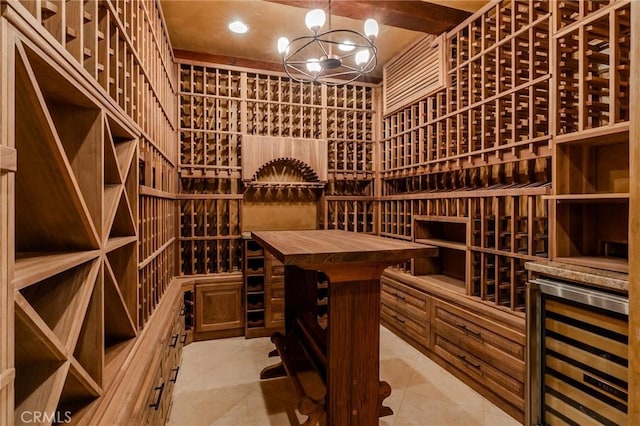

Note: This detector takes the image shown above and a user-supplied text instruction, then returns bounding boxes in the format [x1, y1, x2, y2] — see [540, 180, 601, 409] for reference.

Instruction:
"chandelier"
[276, 0, 379, 85]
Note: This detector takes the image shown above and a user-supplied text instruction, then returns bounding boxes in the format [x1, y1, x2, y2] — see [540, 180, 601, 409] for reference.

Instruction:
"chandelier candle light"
[276, 0, 379, 85]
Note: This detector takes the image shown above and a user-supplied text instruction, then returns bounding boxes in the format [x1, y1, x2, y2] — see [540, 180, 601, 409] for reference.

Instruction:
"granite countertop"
[525, 260, 628, 293]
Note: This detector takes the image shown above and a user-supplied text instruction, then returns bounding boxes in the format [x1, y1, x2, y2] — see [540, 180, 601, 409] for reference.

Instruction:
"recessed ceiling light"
[228, 20, 249, 34]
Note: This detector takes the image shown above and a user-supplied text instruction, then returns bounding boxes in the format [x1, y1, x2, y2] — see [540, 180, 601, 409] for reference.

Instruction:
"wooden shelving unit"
[323, 179, 375, 232]
[178, 179, 243, 275]
[179, 65, 242, 178]
[413, 215, 467, 293]
[243, 238, 285, 338]
[382, 0, 551, 178]
[551, 0, 631, 274]
[380, 0, 552, 315]
[2, 0, 178, 424]
[177, 61, 378, 277]
[10, 39, 140, 422]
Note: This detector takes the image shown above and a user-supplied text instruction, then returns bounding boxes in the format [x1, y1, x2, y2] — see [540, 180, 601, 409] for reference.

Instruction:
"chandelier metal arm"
[278, 4, 378, 86]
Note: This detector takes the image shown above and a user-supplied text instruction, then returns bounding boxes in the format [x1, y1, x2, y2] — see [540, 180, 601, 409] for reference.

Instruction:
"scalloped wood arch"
[242, 135, 327, 183]
[252, 157, 320, 182]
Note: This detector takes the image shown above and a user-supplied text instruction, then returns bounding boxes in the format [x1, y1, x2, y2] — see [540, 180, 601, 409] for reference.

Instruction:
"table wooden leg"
[327, 278, 386, 425]
[259, 362, 286, 379]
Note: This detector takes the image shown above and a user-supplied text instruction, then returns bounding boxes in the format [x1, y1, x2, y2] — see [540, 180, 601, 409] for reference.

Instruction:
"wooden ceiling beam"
[263, 1, 471, 34]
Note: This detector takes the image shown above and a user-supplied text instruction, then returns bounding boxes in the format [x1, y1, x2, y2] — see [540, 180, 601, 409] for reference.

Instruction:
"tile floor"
[168, 326, 521, 426]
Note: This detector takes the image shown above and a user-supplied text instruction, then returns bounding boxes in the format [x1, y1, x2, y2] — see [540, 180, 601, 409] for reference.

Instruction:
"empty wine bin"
[190, 66, 205, 94]
[498, 198, 514, 251]
[480, 198, 497, 249]
[555, 139, 629, 195]
[469, 15, 482, 56]
[210, 69, 241, 98]
[514, 40, 531, 85]
[465, 106, 480, 152]
[555, 200, 629, 273]
[498, 50, 513, 94]
[470, 251, 482, 297]
[218, 239, 242, 273]
[246, 310, 265, 328]
[246, 257, 265, 275]
[246, 293, 265, 311]
[498, 0, 513, 38]
[246, 275, 265, 293]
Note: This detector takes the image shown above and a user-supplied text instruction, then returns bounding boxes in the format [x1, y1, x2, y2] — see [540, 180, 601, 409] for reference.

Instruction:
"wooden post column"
[628, 0, 639, 423]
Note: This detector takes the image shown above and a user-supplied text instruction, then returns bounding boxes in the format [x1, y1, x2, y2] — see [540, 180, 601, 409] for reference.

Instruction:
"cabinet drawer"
[382, 276, 429, 305]
[270, 282, 285, 299]
[382, 287, 428, 323]
[269, 299, 285, 322]
[434, 300, 524, 360]
[381, 303, 430, 348]
[434, 316, 524, 381]
[272, 264, 285, 276]
[145, 370, 166, 424]
[266, 260, 285, 280]
[434, 334, 524, 406]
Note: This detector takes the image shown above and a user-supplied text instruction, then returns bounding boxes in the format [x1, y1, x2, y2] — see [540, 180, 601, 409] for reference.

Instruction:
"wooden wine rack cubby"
[178, 178, 243, 276]
[2, 0, 178, 424]
[9, 40, 140, 422]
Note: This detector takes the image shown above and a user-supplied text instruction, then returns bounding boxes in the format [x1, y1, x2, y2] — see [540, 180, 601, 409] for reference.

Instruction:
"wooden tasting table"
[252, 230, 437, 425]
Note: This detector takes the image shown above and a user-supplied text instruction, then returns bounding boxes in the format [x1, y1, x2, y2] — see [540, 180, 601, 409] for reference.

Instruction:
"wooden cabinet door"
[195, 282, 244, 333]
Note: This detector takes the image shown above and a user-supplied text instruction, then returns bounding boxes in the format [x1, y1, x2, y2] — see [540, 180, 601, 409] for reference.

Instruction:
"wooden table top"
[251, 230, 437, 266]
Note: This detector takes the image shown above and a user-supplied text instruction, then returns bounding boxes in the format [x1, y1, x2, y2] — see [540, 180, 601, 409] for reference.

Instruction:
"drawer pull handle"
[149, 382, 165, 410]
[393, 292, 406, 301]
[170, 366, 180, 383]
[457, 354, 481, 369]
[170, 334, 179, 348]
[392, 314, 406, 324]
[180, 333, 188, 345]
[457, 324, 482, 339]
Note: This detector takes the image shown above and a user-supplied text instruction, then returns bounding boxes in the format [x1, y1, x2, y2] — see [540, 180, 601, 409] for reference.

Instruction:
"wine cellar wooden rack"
[380, 0, 553, 315]
[380, 183, 549, 313]
[3, 0, 178, 423]
[177, 61, 378, 277]
[12, 41, 140, 422]
[0, 0, 635, 423]
[383, 1, 552, 178]
[551, 0, 631, 274]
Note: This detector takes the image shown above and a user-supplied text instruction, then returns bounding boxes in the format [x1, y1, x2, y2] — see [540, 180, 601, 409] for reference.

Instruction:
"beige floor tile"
[168, 384, 254, 425]
[393, 390, 484, 426]
[208, 387, 302, 426]
[482, 399, 521, 426]
[170, 326, 520, 426]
